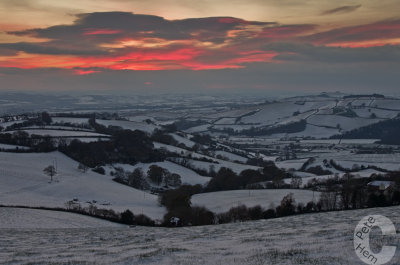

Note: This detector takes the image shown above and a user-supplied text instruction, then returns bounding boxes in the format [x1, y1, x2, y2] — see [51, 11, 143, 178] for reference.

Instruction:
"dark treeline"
[331, 117, 400, 145]
[60, 129, 165, 167]
[158, 171, 400, 227]
[0, 131, 57, 152]
[305, 172, 400, 210]
[343, 94, 385, 99]
[206, 163, 289, 191]
[210, 120, 307, 136]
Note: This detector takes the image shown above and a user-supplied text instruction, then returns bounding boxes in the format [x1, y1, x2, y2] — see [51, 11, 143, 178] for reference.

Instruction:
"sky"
[0, 0, 400, 95]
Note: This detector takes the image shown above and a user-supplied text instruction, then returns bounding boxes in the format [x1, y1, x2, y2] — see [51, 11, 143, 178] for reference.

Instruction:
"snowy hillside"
[96, 119, 158, 134]
[0, 151, 165, 219]
[176, 94, 400, 139]
[1, 206, 398, 264]
[0, 207, 122, 229]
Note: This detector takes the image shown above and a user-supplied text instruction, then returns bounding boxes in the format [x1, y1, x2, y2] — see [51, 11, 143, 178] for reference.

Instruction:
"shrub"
[92, 166, 105, 175]
[120, 209, 135, 225]
[135, 214, 155, 226]
[262, 208, 276, 219]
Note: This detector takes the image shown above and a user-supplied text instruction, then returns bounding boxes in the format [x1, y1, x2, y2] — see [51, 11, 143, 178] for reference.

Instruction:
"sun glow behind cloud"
[0, 13, 295, 73]
[0, 2, 399, 94]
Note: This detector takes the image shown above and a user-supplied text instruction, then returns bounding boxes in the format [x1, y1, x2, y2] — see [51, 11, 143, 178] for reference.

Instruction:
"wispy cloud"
[305, 19, 400, 47]
[321, 4, 361, 15]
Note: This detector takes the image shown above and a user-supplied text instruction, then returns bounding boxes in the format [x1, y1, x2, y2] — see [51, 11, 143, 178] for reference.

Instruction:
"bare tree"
[43, 165, 56, 181]
[290, 176, 303, 189]
[165, 173, 182, 187]
[319, 191, 338, 211]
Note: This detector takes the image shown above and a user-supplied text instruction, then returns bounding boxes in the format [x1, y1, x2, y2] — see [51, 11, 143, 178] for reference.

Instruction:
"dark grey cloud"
[10, 12, 274, 42]
[321, 4, 361, 15]
[0, 47, 18, 56]
[0, 42, 105, 55]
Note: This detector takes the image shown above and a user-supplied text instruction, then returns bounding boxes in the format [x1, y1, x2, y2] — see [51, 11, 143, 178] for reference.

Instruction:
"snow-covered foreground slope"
[0, 151, 165, 220]
[1, 206, 398, 264]
[192, 189, 319, 213]
[0, 207, 122, 229]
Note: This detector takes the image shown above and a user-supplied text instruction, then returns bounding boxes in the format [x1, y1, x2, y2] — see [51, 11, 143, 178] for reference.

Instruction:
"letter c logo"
[354, 215, 397, 265]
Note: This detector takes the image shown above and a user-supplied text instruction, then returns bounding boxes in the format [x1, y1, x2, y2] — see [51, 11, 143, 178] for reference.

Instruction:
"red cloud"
[1, 12, 399, 73]
[74, 69, 100, 75]
[83, 29, 122, 35]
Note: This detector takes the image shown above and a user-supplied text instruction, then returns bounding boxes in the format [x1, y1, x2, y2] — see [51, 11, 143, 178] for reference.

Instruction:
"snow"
[187, 159, 260, 174]
[192, 189, 319, 213]
[307, 114, 380, 132]
[299, 139, 379, 144]
[207, 107, 258, 119]
[96, 119, 158, 134]
[372, 99, 400, 110]
[0, 143, 29, 150]
[126, 115, 155, 122]
[0, 151, 165, 220]
[184, 124, 211, 133]
[214, 117, 238, 124]
[353, 108, 399, 119]
[0, 207, 122, 229]
[52, 117, 89, 125]
[285, 124, 339, 138]
[169, 133, 196, 148]
[0, 120, 26, 128]
[2, 206, 399, 264]
[153, 142, 255, 174]
[214, 150, 248, 163]
[276, 159, 309, 170]
[211, 124, 254, 131]
[332, 153, 400, 171]
[239, 101, 334, 126]
[1, 129, 108, 138]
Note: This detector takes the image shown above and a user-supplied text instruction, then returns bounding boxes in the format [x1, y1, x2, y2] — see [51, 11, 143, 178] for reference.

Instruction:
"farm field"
[0, 151, 165, 220]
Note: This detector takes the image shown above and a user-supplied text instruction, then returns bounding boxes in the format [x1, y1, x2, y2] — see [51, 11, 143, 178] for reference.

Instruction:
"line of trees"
[60, 129, 165, 167]
[113, 165, 182, 190]
[331, 117, 400, 144]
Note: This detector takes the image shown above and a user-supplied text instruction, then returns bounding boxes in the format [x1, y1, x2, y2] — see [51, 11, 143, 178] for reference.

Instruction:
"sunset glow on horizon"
[0, 0, 399, 93]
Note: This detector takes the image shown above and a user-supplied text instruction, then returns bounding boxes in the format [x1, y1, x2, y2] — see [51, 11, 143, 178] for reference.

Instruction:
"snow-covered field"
[192, 189, 319, 213]
[169, 133, 196, 148]
[0, 151, 165, 220]
[1, 206, 398, 264]
[214, 150, 248, 163]
[285, 123, 339, 138]
[307, 115, 380, 132]
[153, 142, 260, 173]
[187, 159, 260, 174]
[1, 129, 108, 138]
[0, 143, 29, 150]
[96, 119, 158, 134]
[0, 207, 122, 229]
